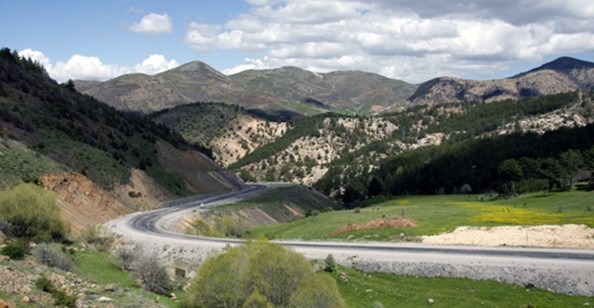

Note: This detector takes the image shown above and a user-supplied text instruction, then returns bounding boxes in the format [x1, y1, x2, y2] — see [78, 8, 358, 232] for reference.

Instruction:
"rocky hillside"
[227, 91, 593, 196]
[76, 63, 416, 116]
[410, 57, 594, 105]
[151, 103, 288, 167]
[233, 116, 400, 186]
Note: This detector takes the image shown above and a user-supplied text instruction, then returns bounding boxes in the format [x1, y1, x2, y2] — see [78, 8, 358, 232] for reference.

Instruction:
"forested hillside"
[315, 92, 594, 203]
[324, 124, 594, 205]
[225, 90, 592, 194]
[0, 47, 243, 199]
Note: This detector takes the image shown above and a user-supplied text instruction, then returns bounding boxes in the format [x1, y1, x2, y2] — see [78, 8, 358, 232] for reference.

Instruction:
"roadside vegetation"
[249, 191, 594, 241]
[185, 185, 337, 238]
[333, 264, 593, 307]
[181, 241, 346, 307]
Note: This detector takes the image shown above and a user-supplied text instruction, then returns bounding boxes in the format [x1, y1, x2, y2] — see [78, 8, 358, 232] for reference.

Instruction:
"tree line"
[332, 124, 594, 205]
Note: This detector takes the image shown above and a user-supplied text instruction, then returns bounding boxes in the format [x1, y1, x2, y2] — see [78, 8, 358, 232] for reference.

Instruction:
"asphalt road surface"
[106, 185, 594, 296]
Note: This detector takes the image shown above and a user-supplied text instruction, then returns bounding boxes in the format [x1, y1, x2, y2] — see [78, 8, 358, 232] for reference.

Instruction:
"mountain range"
[76, 57, 594, 116]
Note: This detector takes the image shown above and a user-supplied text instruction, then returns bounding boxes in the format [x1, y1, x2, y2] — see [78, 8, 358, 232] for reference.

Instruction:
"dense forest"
[318, 124, 594, 206]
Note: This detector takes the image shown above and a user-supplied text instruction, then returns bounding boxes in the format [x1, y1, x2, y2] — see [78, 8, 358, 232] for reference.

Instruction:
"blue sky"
[2, 0, 594, 83]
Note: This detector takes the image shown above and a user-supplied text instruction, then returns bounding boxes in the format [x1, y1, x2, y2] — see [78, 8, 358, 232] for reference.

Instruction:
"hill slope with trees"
[0, 47, 245, 216]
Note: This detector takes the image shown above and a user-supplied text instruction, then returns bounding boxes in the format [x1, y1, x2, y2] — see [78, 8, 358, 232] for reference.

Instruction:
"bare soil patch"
[332, 216, 417, 236]
[41, 172, 131, 235]
[422, 224, 594, 249]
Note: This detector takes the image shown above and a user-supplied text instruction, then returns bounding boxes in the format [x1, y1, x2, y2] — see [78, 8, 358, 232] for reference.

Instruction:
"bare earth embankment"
[423, 224, 594, 249]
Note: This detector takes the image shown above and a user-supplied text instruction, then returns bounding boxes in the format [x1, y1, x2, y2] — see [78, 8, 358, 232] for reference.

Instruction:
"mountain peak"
[528, 56, 594, 73]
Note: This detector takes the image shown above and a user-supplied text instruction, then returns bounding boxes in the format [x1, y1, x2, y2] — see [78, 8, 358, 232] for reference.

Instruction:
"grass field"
[249, 191, 594, 241]
[73, 249, 185, 307]
[332, 265, 593, 307]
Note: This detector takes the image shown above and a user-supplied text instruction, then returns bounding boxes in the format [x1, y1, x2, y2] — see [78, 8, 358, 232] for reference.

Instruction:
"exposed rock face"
[209, 116, 288, 167]
[112, 168, 173, 211]
[41, 172, 131, 235]
[410, 57, 594, 105]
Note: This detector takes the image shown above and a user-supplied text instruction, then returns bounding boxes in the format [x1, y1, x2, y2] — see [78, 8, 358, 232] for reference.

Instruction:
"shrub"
[289, 273, 346, 308]
[353, 207, 361, 214]
[80, 225, 113, 251]
[1, 242, 27, 260]
[132, 254, 171, 295]
[306, 209, 320, 217]
[35, 275, 77, 307]
[35, 275, 53, 292]
[112, 244, 140, 271]
[33, 243, 74, 271]
[183, 241, 345, 307]
[324, 254, 337, 273]
[0, 183, 69, 241]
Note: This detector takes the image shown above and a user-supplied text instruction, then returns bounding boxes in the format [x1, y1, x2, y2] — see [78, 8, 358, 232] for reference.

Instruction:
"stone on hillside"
[103, 283, 117, 292]
[98, 296, 112, 302]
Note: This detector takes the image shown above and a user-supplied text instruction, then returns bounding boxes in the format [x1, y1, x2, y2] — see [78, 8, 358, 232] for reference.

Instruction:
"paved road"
[106, 185, 594, 296]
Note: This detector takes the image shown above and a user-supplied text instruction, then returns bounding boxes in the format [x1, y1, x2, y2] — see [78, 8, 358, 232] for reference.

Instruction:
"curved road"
[106, 185, 594, 296]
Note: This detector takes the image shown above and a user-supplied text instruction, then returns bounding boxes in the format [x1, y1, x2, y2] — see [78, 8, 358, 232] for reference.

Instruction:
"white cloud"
[17, 49, 180, 82]
[18, 49, 52, 68]
[134, 54, 179, 75]
[186, 0, 594, 82]
[51, 55, 128, 82]
[130, 13, 173, 35]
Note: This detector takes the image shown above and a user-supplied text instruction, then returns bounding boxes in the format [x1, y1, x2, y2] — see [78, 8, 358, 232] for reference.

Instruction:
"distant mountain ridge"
[76, 62, 416, 116]
[410, 57, 594, 105]
[76, 56, 594, 115]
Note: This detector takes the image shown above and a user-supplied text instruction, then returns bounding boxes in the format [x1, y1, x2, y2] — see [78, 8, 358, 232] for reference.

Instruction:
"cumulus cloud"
[186, 0, 594, 82]
[134, 54, 179, 75]
[17, 49, 179, 82]
[130, 13, 173, 34]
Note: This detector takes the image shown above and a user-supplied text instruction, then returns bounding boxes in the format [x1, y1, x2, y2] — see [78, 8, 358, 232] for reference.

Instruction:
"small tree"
[460, 184, 473, 194]
[324, 254, 337, 273]
[560, 150, 584, 191]
[498, 159, 523, 196]
[132, 254, 171, 295]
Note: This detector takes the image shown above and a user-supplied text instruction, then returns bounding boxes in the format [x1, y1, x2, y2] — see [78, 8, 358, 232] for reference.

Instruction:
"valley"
[2, 47, 594, 307]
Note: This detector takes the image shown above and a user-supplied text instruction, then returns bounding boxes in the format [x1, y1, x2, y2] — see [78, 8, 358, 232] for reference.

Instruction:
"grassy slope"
[332, 265, 593, 307]
[250, 191, 594, 241]
[73, 249, 185, 307]
[0, 137, 64, 189]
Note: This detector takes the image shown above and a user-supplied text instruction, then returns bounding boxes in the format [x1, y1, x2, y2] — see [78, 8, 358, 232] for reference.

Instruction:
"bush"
[33, 243, 74, 271]
[132, 254, 171, 295]
[112, 244, 140, 271]
[80, 225, 113, 251]
[183, 241, 345, 307]
[324, 254, 337, 273]
[306, 209, 320, 217]
[35, 275, 53, 292]
[35, 275, 77, 307]
[1, 242, 27, 260]
[0, 183, 69, 241]
[289, 274, 346, 308]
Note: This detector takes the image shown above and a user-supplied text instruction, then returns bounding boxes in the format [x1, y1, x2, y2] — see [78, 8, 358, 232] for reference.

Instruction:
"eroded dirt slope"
[41, 172, 131, 235]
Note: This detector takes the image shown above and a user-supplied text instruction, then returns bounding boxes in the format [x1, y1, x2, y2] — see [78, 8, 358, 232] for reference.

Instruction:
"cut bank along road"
[106, 185, 594, 296]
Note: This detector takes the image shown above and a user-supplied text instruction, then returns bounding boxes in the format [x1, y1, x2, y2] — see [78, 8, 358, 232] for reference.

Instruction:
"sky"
[2, 0, 594, 83]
